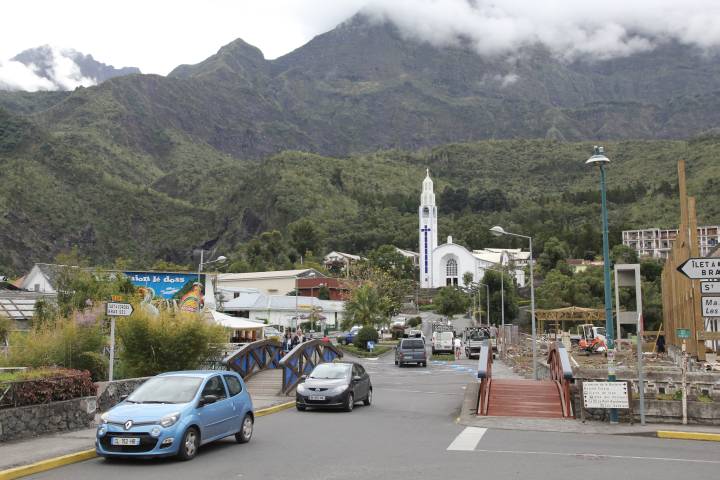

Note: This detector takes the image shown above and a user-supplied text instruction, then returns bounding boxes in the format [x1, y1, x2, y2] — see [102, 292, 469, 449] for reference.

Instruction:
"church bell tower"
[419, 169, 438, 288]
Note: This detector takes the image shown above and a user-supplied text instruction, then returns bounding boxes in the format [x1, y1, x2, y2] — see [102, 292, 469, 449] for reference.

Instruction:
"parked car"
[263, 326, 282, 338]
[337, 326, 361, 345]
[295, 362, 372, 412]
[395, 338, 427, 367]
[96, 371, 254, 461]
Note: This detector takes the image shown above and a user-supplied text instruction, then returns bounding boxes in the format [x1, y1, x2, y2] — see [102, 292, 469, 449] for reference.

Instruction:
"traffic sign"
[701, 281, 720, 295]
[106, 302, 134, 317]
[676, 328, 691, 339]
[677, 258, 720, 280]
[702, 297, 720, 317]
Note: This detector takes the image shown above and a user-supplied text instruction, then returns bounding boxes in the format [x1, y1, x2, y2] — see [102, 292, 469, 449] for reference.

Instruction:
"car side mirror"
[300, 375, 307, 382]
[199, 394, 218, 407]
[352, 375, 362, 382]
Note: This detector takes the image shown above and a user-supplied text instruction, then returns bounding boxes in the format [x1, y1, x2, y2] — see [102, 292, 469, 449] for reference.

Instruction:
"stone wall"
[0, 396, 97, 442]
[96, 377, 149, 413]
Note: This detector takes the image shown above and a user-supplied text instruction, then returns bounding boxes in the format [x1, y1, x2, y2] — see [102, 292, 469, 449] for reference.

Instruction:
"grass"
[0, 367, 65, 382]
[338, 344, 392, 358]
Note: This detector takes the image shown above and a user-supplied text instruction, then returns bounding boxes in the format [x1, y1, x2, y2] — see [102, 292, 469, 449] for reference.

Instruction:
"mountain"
[2, 14, 720, 273]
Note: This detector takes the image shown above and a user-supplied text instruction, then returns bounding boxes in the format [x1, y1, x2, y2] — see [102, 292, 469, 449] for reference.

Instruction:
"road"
[30, 353, 718, 480]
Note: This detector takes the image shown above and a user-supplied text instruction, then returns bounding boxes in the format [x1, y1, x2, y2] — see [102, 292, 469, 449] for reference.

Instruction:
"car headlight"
[160, 412, 181, 428]
[297, 383, 307, 394]
[328, 385, 347, 395]
[97, 425, 107, 437]
[100, 412, 110, 424]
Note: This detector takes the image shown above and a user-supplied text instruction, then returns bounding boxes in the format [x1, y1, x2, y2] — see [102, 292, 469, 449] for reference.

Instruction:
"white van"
[431, 331, 454, 354]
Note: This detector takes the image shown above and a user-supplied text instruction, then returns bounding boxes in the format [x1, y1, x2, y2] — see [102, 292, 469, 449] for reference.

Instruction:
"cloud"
[0, 46, 97, 92]
[358, 0, 720, 61]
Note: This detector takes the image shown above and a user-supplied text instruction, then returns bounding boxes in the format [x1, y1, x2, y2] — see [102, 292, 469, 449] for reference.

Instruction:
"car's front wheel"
[363, 388, 372, 406]
[235, 414, 253, 444]
[177, 427, 199, 461]
[344, 392, 354, 412]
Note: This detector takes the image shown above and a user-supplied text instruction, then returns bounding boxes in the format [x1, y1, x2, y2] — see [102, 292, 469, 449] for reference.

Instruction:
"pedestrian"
[454, 336, 462, 360]
[282, 332, 291, 355]
[490, 324, 498, 338]
[291, 331, 301, 348]
[656, 334, 666, 357]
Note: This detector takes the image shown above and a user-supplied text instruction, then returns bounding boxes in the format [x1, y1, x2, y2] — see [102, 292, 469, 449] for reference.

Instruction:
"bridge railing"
[279, 339, 343, 395]
[548, 341, 574, 418]
[223, 339, 283, 380]
[476, 339, 493, 415]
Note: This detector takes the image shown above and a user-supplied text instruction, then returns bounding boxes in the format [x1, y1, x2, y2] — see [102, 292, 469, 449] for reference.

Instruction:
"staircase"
[485, 379, 565, 418]
[245, 369, 286, 400]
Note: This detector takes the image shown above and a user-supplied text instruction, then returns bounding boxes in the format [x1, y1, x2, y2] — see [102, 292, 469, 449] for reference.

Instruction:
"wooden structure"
[535, 306, 605, 333]
[278, 339, 343, 394]
[224, 339, 284, 381]
[661, 161, 712, 360]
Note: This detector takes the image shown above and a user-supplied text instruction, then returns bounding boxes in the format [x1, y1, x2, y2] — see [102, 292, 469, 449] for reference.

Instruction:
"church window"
[446, 258, 457, 277]
[422, 206, 429, 217]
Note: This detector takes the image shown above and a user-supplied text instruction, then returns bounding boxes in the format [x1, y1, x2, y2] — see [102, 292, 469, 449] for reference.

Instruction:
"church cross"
[421, 226, 431, 233]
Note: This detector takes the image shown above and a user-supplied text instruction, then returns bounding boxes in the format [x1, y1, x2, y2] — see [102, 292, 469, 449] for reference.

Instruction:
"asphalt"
[23, 349, 719, 480]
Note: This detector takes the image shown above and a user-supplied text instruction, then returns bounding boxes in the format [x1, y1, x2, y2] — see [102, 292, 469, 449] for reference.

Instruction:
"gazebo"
[534, 306, 605, 335]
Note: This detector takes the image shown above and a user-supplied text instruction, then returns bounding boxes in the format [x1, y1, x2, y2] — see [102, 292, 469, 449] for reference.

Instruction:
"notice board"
[582, 382, 629, 409]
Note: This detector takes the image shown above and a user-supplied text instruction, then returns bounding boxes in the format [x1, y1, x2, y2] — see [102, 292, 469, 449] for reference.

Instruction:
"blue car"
[96, 371, 254, 461]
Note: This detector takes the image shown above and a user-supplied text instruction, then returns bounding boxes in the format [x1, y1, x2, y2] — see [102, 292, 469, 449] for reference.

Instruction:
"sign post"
[700, 281, 720, 295]
[106, 302, 134, 381]
[582, 382, 629, 409]
[702, 297, 720, 317]
[677, 258, 720, 280]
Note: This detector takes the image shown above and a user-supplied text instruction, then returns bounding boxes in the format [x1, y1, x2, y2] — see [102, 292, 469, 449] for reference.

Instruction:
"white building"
[220, 288, 345, 330]
[622, 226, 720, 260]
[419, 171, 529, 288]
[215, 269, 325, 296]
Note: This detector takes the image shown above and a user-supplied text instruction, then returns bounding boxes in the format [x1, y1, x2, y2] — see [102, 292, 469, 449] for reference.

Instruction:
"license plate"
[111, 437, 140, 446]
[308, 395, 326, 401]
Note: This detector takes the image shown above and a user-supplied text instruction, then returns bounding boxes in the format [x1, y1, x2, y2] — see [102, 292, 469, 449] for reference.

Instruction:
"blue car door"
[223, 374, 245, 432]
[197, 375, 231, 440]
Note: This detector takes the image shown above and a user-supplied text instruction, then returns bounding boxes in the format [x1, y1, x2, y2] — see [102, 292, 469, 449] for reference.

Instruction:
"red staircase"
[484, 379, 564, 418]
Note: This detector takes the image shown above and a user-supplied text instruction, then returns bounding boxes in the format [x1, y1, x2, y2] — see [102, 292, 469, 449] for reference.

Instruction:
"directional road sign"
[702, 297, 720, 317]
[677, 258, 720, 280]
[701, 281, 720, 295]
[106, 302, 134, 317]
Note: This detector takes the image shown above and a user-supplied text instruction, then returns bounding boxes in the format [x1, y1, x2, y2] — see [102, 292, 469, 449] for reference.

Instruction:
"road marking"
[381, 388, 463, 396]
[447, 427, 488, 451]
[471, 449, 720, 464]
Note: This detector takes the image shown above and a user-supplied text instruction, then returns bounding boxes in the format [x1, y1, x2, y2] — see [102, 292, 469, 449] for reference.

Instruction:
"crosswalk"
[447, 427, 488, 451]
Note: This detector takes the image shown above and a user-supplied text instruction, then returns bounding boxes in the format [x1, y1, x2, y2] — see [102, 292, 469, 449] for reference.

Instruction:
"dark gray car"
[395, 338, 427, 367]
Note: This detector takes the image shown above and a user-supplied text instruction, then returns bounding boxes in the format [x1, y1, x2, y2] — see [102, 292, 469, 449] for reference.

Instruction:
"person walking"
[454, 336, 462, 360]
[282, 332, 292, 355]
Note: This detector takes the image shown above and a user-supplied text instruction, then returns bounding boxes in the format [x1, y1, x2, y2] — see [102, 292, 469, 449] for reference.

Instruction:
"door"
[197, 375, 231, 440]
[352, 364, 368, 400]
[223, 374, 246, 433]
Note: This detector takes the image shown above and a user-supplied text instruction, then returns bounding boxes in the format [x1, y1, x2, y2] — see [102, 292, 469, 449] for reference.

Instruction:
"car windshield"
[127, 376, 203, 404]
[402, 339, 425, 349]
[309, 363, 350, 379]
[469, 331, 486, 340]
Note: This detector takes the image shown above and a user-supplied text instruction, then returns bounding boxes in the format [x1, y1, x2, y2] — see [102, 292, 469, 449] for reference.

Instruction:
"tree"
[55, 267, 135, 318]
[317, 285, 331, 300]
[368, 244, 415, 279]
[434, 286, 470, 318]
[537, 237, 570, 273]
[477, 270, 519, 324]
[342, 284, 385, 329]
[289, 218, 323, 258]
[462, 271, 474, 286]
[612, 244, 638, 265]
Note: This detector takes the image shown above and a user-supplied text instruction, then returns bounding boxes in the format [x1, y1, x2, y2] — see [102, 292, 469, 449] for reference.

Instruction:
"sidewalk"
[0, 395, 291, 473]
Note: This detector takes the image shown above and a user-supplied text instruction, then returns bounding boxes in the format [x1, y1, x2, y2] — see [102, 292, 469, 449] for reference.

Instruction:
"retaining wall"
[0, 396, 97, 442]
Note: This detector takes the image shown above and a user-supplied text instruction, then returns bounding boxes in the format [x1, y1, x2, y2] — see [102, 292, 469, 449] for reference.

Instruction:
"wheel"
[344, 393, 354, 412]
[235, 414, 253, 444]
[422, 362, 427, 367]
[296, 404, 306, 411]
[363, 388, 372, 406]
[177, 427, 199, 461]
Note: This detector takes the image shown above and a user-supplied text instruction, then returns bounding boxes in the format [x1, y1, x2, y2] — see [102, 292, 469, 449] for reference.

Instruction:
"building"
[566, 259, 604, 273]
[215, 269, 326, 296]
[19, 263, 68, 293]
[323, 251, 366, 274]
[296, 277, 351, 301]
[0, 279, 56, 330]
[622, 226, 720, 260]
[219, 288, 345, 330]
[418, 171, 530, 289]
[394, 247, 420, 267]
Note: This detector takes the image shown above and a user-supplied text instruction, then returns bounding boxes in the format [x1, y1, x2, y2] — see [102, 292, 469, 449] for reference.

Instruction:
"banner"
[124, 271, 205, 313]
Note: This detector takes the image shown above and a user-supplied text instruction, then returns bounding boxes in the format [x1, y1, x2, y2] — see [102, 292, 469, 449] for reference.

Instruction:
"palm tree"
[342, 284, 384, 330]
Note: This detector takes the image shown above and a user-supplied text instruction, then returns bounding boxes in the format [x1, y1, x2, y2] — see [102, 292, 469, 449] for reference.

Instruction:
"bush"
[339, 343, 391, 358]
[76, 351, 108, 381]
[1, 368, 96, 407]
[0, 316, 11, 343]
[407, 316, 422, 328]
[1, 319, 105, 380]
[117, 310, 226, 377]
[391, 325, 405, 340]
[353, 326, 379, 351]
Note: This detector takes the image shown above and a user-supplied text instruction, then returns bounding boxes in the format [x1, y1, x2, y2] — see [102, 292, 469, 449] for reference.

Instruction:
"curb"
[0, 401, 296, 479]
[0, 449, 96, 480]
[657, 430, 720, 442]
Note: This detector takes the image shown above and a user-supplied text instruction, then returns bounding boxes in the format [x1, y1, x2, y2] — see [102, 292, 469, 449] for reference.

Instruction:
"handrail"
[548, 341, 574, 418]
[223, 339, 283, 380]
[278, 339, 343, 395]
[476, 339, 493, 415]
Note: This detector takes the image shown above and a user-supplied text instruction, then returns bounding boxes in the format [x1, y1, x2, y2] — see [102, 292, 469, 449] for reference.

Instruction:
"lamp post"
[198, 250, 227, 282]
[478, 282, 490, 326]
[586, 145, 618, 424]
[490, 225, 536, 380]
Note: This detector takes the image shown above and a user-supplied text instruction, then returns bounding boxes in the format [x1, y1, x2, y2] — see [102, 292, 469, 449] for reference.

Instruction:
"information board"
[703, 297, 720, 317]
[582, 382, 629, 409]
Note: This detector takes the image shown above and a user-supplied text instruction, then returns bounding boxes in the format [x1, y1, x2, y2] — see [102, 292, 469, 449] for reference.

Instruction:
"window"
[201, 375, 227, 399]
[223, 375, 243, 396]
[422, 206, 429, 217]
[446, 259, 457, 277]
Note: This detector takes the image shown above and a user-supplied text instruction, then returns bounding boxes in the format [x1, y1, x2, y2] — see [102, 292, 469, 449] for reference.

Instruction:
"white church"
[418, 171, 530, 289]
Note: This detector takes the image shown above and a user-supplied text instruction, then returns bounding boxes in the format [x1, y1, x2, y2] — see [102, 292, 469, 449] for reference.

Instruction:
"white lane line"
[472, 449, 720, 464]
[447, 427, 488, 451]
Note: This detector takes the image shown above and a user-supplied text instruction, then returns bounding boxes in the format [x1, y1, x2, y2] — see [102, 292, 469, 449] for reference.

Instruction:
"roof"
[0, 291, 55, 320]
[472, 248, 531, 264]
[223, 291, 344, 313]
[324, 251, 365, 262]
[209, 310, 264, 330]
[218, 269, 326, 281]
[395, 247, 419, 258]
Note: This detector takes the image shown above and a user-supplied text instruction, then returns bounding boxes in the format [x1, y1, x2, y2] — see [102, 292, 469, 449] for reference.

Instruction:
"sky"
[3, 0, 720, 91]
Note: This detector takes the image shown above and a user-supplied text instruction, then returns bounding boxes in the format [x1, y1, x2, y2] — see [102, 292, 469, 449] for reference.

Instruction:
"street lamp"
[586, 145, 618, 424]
[491, 225, 537, 380]
[478, 282, 490, 327]
[198, 250, 227, 283]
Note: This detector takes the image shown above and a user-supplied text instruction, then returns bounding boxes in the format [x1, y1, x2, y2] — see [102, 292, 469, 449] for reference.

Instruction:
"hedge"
[1, 369, 96, 408]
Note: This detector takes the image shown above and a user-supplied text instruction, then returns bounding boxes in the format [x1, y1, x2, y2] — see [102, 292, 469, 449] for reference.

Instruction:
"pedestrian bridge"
[224, 338, 344, 396]
[477, 341, 574, 419]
